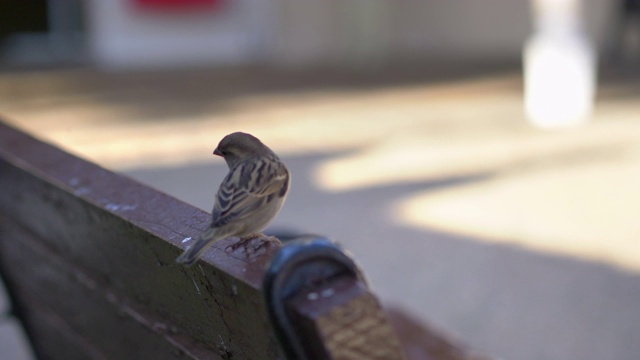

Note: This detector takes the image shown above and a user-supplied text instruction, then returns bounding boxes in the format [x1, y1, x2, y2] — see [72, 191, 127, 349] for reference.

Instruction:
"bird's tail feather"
[176, 228, 219, 266]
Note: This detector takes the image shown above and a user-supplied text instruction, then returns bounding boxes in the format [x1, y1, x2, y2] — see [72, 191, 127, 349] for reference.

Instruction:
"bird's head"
[214, 132, 273, 168]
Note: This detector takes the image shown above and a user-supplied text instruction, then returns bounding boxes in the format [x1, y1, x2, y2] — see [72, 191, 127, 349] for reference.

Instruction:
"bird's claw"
[224, 233, 281, 256]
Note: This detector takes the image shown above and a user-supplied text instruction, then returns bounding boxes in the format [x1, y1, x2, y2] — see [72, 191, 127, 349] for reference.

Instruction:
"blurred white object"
[524, 0, 597, 129]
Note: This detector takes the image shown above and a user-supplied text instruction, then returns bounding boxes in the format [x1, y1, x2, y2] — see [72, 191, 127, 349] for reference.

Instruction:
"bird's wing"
[211, 156, 289, 227]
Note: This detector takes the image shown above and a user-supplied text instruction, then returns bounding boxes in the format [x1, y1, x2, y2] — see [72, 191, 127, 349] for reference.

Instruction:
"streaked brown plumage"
[176, 132, 290, 265]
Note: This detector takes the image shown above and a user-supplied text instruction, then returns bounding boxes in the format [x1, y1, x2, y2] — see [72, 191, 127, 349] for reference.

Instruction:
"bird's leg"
[241, 233, 263, 241]
[225, 233, 264, 252]
[225, 233, 281, 254]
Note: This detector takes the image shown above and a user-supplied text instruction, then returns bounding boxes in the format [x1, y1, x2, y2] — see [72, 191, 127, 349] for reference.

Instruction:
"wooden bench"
[0, 121, 483, 359]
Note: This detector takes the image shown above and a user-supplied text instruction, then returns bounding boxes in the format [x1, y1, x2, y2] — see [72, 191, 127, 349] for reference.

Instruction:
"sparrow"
[176, 132, 290, 266]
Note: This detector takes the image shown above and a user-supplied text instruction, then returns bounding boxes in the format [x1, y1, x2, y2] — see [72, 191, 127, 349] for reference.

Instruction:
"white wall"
[85, 0, 616, 69]
[86, 0, 276, 69]
[269, 0, 615, 67]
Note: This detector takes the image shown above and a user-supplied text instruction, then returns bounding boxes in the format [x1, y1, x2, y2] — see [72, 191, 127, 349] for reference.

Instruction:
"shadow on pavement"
[126, 150, 640, 360]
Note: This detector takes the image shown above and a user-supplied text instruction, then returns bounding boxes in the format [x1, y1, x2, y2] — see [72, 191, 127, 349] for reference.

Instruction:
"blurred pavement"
[1, 64, 640, 360]
[0, 277, 36, 360]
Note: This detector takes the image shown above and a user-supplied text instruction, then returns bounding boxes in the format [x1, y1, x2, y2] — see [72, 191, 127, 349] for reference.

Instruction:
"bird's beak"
[213, 148, 222, 157]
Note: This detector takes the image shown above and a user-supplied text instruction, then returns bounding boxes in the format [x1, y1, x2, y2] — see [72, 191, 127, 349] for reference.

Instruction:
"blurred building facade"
[0, 0, 618, 69]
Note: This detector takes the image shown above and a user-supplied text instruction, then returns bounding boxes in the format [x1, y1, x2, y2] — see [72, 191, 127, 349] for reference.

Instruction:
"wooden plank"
[387, 308, 488, 360]
[287, 276, 407, 360]
[0, 214, 208, 360]
[0, 120, 282, 359]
